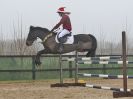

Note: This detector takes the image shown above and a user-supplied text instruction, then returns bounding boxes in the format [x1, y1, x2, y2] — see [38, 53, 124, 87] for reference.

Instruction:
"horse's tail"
[86, 34, 97, 57]
[89, 34, 97, 50]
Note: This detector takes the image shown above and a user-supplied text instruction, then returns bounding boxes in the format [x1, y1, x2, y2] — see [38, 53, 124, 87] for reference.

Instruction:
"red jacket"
[53, 14, 72, 31]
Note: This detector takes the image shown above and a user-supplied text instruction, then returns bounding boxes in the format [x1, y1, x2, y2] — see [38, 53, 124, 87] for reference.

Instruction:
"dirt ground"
[0, 79, 133, 99]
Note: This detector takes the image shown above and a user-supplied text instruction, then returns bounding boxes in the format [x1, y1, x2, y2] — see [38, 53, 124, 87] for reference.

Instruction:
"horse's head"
[26, 26, 38, 46]
[26, 26, 50, 46]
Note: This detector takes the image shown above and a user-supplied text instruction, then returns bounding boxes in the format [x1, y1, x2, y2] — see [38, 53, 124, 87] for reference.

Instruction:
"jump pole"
[78, 73, 133, 79]
[113, 31, 133, 98]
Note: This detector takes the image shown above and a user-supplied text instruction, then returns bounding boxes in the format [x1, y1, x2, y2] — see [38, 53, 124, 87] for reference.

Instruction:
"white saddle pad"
[55, 34, 74, 44]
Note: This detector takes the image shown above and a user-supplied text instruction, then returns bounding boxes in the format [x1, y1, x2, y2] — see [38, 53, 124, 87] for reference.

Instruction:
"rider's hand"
[50, 30, 53, 33]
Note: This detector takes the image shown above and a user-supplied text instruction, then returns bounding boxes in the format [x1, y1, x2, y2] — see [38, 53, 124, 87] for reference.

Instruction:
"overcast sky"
[0, 0, 133, 42]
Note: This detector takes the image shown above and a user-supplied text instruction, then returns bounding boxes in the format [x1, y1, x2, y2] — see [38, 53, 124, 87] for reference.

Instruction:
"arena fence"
[0, 54, 133, 80]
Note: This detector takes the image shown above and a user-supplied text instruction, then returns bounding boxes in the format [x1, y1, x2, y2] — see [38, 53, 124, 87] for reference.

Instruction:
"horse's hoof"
[37, 62, 42, 65]
[35, 61, 42, 65]
[36, 63, 42, 66]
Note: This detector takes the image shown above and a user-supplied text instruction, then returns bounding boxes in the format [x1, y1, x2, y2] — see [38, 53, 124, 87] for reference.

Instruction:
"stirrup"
[58, 43, 63, 53]
[58, 37, 66, 43]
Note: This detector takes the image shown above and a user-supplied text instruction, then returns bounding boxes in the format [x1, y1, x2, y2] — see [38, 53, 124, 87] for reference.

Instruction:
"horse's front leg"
[35, 49, 51, 65]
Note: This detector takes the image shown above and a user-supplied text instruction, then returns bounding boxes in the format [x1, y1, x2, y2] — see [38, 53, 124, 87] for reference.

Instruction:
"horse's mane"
[31, 26, 50, 32]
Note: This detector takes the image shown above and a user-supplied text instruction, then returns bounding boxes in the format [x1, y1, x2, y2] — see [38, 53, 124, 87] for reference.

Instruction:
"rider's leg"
[58, 37, 64, 52]
[58, 29, 70, 38]
[58, 29, 70, 52]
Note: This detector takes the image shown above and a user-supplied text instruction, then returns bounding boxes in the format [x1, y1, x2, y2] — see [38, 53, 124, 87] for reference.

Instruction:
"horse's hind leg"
[86, 50, 96, 57]
[81, 42, 96, 57]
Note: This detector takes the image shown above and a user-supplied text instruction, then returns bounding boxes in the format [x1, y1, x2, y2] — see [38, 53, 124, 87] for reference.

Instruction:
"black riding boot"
[58, 37, 64, 53]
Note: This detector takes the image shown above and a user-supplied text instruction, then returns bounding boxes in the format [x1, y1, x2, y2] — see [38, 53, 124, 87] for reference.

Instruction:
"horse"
[26, 26, 97, 65]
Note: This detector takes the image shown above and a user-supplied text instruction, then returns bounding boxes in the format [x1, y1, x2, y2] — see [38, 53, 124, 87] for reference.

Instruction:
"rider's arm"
[51, 22, 61, 32]
[50, 16, 66, 32]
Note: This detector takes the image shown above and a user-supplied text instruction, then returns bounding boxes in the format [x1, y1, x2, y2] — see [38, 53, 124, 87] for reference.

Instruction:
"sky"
[0, 0, 133, 42]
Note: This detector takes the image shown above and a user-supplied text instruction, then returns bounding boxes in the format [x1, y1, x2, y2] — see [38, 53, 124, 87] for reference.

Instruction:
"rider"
[50, 7, 72, 52]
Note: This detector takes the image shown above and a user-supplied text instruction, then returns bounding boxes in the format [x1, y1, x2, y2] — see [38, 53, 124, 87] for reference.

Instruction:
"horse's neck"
[37, 30, 49, 41]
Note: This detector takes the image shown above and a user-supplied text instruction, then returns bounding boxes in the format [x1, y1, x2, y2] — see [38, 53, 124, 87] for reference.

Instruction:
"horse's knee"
[86, 50, 96, 57]
[86, 52, 90, 57]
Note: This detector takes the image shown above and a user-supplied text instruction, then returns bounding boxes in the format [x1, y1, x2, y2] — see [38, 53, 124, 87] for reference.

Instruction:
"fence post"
[69, 56, 73, 78]
[113, 31, 133, 98]
[75, 51, 78, 83]
[32, 56, 36, 80]
[122, 31, 127, 92]
[59, 54, 63, 84]
[103, 64, 107, 74]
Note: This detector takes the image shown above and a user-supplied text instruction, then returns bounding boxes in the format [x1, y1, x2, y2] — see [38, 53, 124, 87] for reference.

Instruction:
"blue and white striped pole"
[85, 84, 133, 92]
[78, 73, 133, 79]
[77, 61, 133, 64]
[62, 56, 121, 61]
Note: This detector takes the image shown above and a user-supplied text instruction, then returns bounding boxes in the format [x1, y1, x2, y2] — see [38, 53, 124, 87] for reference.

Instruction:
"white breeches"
[58, 29, 70, 38]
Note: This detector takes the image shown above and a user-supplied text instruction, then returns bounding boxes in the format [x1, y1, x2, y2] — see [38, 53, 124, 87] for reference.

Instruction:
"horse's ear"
[30, 26, 34, 30]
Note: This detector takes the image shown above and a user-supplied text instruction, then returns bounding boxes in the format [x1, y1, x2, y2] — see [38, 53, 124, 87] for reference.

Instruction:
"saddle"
[55, 32, 74, 44]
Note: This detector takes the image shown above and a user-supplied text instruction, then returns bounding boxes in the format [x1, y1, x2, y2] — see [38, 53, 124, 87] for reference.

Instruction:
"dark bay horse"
[26, 26, 97, 65]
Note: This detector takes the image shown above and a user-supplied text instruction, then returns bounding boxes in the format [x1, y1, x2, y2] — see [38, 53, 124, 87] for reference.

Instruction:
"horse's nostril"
[26, 42, 28, 46]
[26, 41, 33, 46]
[26, 41, 30, 46]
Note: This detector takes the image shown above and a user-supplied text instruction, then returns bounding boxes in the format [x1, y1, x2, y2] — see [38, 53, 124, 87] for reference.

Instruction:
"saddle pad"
[55, 34, 74, 44]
